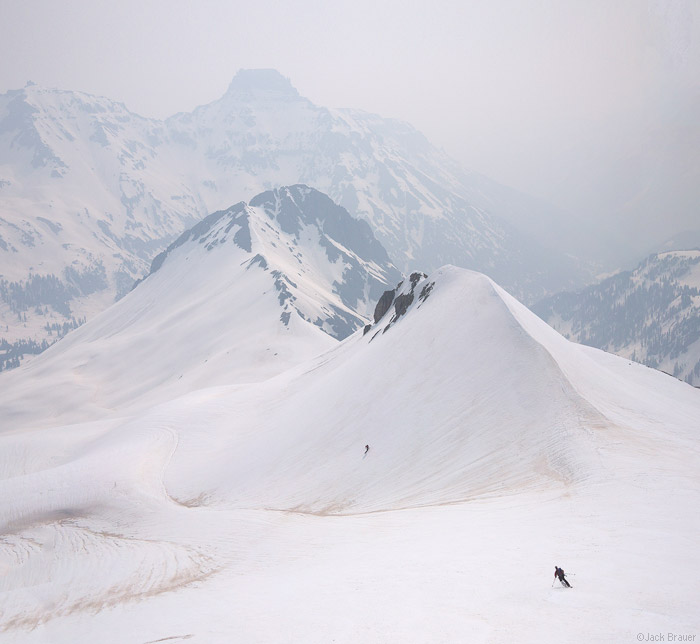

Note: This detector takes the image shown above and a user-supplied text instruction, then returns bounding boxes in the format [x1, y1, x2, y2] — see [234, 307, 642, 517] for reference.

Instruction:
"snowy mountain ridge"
[0, 70, 589, 369]
[533, 249, 700, 386]
[145, 184, 401, 339]
[0, 185, 400, 426]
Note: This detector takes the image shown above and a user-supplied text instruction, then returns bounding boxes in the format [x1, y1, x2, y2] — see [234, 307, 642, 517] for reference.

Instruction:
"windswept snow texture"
[1, 267, 699, 642]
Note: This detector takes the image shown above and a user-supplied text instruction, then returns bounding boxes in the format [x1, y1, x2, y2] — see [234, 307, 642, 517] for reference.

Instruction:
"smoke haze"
[1, 0, 698, 264]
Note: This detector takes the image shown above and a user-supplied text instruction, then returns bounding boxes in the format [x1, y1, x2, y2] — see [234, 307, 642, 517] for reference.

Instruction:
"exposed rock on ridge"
[365, 271, 434, 338]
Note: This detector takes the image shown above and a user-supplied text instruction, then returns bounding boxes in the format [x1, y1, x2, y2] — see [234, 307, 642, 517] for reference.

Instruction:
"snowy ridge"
[146, 184, 401, 338]
[0, 70, 588, 371]
[0, 185, 399, 429]
[2, 264, 697, 508]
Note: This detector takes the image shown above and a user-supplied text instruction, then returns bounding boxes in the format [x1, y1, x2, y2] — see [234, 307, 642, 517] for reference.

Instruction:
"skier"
[554, 566, 572, 588]
[364, 444, 370, 456]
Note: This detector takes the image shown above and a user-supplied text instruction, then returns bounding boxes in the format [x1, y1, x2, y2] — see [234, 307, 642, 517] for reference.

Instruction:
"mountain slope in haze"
[0, 265, 698, 642]
[0, 185, 399, 427]
[0, 82, 201, 367]
[0, 70, 590, 369]
[165, 70, 587, 298]
[532, 250, 700, 386]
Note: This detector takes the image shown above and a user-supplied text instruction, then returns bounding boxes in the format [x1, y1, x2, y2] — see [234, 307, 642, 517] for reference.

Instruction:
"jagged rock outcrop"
[366, 272, 434, 340]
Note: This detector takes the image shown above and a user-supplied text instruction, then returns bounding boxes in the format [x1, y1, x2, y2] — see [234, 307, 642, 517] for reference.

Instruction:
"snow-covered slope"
[0, 266, 698, 642]
[533, 249, 700, 386]
[147, 184, 400, 338]
[159, 268, 607, 513]
[0, 185, 400, 428]
[0, 70, 589, 370]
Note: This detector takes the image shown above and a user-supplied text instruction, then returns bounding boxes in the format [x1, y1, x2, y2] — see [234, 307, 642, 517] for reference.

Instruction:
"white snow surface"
[0, 266, 699, 642]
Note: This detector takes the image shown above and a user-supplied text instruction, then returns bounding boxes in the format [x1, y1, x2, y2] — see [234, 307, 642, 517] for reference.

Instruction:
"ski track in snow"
[0, 521, 216, 631]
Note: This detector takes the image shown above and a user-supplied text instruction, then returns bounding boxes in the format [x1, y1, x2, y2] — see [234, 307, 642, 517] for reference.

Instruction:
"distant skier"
[554, 566, 572, 588]
[364, 444, 370, 456]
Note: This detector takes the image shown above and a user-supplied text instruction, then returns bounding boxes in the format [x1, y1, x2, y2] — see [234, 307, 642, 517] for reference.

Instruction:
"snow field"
[5, 486, 697, 643]
[1, 266, 699, 642]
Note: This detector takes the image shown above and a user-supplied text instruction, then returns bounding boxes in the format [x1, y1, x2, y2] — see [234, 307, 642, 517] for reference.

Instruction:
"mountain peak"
[225, 69, 300, 99]
[144, 185, 401, 341]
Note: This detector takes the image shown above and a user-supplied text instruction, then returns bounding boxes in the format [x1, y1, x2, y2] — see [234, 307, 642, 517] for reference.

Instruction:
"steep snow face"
[0, 266, 698, 641]
[158, 268, 612, 514]
[147, 185, 401, 338]
[247, 185, 401, 330]
[0, 71, 588, 371]
[533, 249, 700, 386]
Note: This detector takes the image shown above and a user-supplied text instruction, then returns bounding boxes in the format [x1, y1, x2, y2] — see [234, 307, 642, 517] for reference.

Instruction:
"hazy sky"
[1, 0, 698, 248]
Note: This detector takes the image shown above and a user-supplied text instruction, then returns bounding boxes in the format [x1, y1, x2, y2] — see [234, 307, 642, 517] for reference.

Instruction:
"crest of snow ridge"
[142, 185, 401, 340]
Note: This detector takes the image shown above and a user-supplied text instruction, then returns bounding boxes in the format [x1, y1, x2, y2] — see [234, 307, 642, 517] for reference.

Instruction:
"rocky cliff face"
[364, 271, 434, 340]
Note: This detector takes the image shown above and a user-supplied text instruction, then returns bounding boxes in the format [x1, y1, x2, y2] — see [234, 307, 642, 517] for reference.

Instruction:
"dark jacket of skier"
[554, 566, 571, 588]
